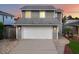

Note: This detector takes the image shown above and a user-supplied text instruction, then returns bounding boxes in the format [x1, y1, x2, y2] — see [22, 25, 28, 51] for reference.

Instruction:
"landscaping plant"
[0, 22, 4, 39]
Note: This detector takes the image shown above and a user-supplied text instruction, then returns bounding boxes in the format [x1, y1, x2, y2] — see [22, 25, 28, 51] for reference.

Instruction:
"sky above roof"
[0, 4, 79, 17]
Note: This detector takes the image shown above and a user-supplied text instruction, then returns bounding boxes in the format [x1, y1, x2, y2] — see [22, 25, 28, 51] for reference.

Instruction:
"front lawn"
[68, 39, 79, 54]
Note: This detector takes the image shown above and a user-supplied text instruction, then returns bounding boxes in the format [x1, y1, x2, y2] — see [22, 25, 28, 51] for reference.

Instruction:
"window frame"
[39, 11, 45, 18]
[25, 11, 31, 18]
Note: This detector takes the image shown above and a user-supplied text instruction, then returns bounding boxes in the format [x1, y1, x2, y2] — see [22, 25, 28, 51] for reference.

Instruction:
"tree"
[0, 22, 4, 39]
[14, 16, 20, 21]
[67, 15, 73, 20]
[74, 17, 79, 20]
[62, 16, 67, 24]
[0, 22, 3, 30]
[64, 28, 73, 38]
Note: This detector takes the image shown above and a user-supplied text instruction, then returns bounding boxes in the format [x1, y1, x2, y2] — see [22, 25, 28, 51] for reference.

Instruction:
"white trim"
[57, 26, 58, 40]
[52, 27, 53, 39]
[16, 27, 18, 39]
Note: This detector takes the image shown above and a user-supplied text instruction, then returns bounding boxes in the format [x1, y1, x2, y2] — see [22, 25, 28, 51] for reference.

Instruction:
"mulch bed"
[64, 44, 73, 54]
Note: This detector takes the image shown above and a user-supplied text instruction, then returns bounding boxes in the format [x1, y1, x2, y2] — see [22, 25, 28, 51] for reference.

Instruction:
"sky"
[0, 4, 79, 18]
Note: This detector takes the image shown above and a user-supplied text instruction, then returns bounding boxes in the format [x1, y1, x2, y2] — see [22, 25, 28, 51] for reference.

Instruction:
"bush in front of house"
[0, 22, 4, 39]
[63, 28, 73, 38]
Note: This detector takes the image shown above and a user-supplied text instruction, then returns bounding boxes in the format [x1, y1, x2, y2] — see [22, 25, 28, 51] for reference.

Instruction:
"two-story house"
[15, 4, 63, 40]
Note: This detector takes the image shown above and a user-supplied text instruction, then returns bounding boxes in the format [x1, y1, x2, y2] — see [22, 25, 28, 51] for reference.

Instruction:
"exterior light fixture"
[53, 26, 57, 31]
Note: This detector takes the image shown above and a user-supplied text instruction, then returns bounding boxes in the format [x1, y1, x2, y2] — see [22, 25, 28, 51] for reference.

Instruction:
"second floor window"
[25, 11, 31, 18]
[40, 11, 45, 18]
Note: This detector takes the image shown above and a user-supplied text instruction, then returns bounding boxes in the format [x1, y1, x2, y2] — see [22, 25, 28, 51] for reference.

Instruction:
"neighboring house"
[64, 20, 79, 35]
[15, 4, 63, 40]
[0, 11, 15, 39]
[0, 11, 15, 25]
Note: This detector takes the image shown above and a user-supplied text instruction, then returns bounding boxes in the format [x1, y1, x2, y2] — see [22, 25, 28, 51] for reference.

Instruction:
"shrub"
[0, 22, 4, 39]
[64, 28, 72, 33]
[63, 28, 73, 38]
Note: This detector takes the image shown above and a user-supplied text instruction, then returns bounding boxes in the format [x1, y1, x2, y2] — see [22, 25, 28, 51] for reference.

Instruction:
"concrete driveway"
[10, 39, 58, 54]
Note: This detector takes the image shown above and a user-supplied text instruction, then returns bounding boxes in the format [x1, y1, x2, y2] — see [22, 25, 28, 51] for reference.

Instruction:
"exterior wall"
[0, 15, 14, 25]
[58, 24, 62, 36]
[53, 26, 58, 40]
[45, 11, 55, 18]
[22, 12, 25, 18]
[4, 16, 15, 25]
[0, 15, 3, 22]
[31, 11, 39, 18]
[57, 13, 63, 35]
[22, 11, 56, 19]
[16, 27, 21, 39]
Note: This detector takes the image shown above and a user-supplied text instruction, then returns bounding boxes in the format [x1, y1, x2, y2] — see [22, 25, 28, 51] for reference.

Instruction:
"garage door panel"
[21, 27, 53, 39]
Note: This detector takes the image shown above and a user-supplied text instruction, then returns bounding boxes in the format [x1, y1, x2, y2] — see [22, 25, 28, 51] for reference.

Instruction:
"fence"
[3, 26, 16, 39]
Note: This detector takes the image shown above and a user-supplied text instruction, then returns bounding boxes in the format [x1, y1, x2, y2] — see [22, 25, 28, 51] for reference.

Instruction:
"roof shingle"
[65, 20, 79, 26]
[15, 18, 60, 25]
[21, 4, 56, 10]
[0, 11, 14, 17]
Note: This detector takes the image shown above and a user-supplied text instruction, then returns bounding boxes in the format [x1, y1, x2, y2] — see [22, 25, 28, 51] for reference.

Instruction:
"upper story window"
[25, 11, 31, 18]
[40, 11, 45, 18]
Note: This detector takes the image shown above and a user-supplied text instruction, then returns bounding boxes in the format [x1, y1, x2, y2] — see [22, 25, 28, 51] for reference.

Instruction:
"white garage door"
[21, 27, 53, 39]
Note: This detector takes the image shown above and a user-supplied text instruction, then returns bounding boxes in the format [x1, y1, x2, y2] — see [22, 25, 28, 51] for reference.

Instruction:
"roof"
[21, 4, 56, 10]
[65, 20, 79, 24]
[65, 20, 79, 26]
[0, 11, 14, 17]
[15, 18, 60, 26]
[56, 9, 63, 13]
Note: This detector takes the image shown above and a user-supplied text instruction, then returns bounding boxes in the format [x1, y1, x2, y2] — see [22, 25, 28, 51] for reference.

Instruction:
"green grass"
[68, 39, 79, 54]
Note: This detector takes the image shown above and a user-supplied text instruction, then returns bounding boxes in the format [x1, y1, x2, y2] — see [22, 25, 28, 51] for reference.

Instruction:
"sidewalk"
[54, 37, 70, 54]
[0, 39, 18, 54]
